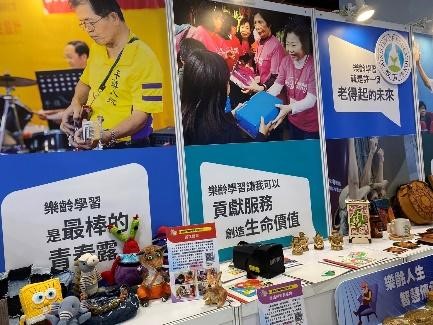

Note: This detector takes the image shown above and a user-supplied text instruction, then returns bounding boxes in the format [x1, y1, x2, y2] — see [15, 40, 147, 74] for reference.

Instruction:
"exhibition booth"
[1, 0, 433, 324]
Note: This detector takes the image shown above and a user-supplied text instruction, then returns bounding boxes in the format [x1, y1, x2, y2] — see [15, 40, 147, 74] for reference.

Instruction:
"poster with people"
[326, 135, 418, 232]
[0, 0, 183, 272]
[0, 0, 175, 153]
[413, 32, 433, 177]
[316, 17, 420, 232]
[172, 0, 327, 260]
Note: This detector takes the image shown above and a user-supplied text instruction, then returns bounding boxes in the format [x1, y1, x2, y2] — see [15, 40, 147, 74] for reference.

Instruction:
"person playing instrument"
[38, 41, 90, 126]
[60, 0, 163, 149]
[64, 40, 90, 69]
[353, 282, 372, 325]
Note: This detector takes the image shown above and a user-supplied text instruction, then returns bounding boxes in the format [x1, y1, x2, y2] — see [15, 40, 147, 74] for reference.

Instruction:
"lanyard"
[89, 36, 139, 107]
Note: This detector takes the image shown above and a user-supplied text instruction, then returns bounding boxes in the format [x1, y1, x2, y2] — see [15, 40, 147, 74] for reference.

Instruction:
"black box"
[233, 242, 285, 279]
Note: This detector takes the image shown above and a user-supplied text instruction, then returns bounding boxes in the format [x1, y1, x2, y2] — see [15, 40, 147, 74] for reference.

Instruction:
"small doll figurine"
[299, 232, 309, 251]
[137, 245, 171, 307]
[329, 229, 344, 251]
[292, 236, 303, 255]
[203, 271, 227, 308]
[313, 232, 324, 250]
[73, 253, 104, 299]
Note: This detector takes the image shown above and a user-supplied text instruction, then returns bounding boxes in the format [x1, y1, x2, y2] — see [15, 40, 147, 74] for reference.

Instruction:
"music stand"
[35, 69, 83, 130]
[36, 69, 83, 109]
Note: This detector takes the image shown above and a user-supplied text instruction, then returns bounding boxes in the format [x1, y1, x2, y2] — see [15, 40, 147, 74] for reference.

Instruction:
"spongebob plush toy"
[19, 278, 63, 324]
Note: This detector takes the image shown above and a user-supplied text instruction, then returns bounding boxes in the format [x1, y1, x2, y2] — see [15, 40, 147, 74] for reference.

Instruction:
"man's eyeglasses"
[78, 16, 105, 32]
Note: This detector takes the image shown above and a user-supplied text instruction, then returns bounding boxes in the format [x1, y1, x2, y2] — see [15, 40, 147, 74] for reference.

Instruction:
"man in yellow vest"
[60, 0, 163, 149]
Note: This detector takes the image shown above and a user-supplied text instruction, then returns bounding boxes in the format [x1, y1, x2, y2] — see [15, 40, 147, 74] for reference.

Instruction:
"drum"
[0, 96, 33, 133]
[0, 130, 21, 153]
[28, 130, 69, 152]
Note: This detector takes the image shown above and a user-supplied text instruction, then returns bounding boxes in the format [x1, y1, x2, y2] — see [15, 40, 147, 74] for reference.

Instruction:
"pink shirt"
[254, 35, 285, 84]
[276, 55, 318, 133]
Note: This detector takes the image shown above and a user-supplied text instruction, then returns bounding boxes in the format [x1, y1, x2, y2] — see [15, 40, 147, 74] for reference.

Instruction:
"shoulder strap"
[98, 36, 139, 91]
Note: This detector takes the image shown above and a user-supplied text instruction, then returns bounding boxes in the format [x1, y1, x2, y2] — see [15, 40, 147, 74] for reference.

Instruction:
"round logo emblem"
[375, 31, 411, 85]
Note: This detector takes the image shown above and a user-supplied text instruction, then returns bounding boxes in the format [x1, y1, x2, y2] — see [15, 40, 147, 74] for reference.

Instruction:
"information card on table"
[167, 223, 219, 303]
[257, 280, 307, 325]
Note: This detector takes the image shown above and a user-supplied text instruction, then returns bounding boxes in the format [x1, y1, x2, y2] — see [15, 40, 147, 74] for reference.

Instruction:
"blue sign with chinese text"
[335, 255, 433, 324]
[317, 18, 416, 139]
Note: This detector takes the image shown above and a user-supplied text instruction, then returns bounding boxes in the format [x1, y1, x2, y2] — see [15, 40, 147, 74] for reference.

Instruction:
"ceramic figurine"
[203, 271, 227, 308]
[299, 232, 309, 251]
[313, 232, 324, 250]
[292, 236, 303, 255]
[329, 229, 343, 251]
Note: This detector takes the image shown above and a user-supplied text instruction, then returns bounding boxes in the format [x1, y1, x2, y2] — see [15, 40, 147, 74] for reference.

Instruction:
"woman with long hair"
[181, 49, 270, 145]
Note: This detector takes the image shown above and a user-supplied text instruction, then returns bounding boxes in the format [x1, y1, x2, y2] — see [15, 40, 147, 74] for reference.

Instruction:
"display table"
[239, 226, 433, 324]
[117, 227, 433, 324]
[123, 298, 238, 325]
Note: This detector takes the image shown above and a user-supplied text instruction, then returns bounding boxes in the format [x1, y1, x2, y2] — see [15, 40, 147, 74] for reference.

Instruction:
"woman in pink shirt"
[268, 23, 319, 139]
[242, 11, 286, 94]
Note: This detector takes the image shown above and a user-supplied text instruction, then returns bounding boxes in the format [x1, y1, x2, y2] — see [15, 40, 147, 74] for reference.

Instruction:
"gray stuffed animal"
[46, 296, 91, 325]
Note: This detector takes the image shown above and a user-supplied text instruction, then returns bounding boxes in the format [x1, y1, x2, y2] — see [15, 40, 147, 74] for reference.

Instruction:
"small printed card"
[257, 280, 308, 325]
[286, 262, 349, 284]
[220, 263, 247, 284]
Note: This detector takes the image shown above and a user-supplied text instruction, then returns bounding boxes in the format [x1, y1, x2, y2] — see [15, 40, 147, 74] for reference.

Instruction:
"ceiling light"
[355, 0, 375, 22]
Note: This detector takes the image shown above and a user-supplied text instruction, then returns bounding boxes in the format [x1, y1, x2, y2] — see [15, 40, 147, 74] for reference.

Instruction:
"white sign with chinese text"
[329, 35, 400, 126]
[200, 162, 315, 250]
[1, 163, 152, 271]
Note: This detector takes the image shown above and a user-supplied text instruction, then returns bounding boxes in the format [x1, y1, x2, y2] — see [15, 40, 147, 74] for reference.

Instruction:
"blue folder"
[235, 91, 282, 138]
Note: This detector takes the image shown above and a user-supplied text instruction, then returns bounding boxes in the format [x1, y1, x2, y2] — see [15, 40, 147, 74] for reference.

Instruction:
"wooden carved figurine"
[329, 229, 343, 251]
[313, 232, 324, 250]
[292, 236, 303, 255]
[346, 199, 371, 244]
[299, 232, 309, 251]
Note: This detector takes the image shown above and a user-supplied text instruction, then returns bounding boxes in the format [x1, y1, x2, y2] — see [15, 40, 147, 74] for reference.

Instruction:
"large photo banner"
[172, 0, 327, 260]
[335, 255, 433, 324]
[316, 18, 419, 232]
[413, 32, 433, 177]
[0, 0, 183, 272]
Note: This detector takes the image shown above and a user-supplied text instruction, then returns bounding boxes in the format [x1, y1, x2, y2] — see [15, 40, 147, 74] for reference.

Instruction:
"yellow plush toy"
[19, 278, 63, 325]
